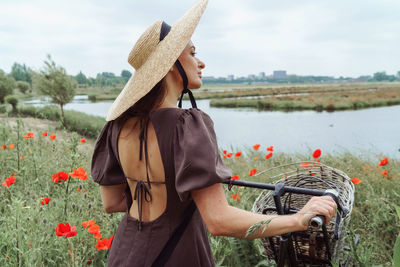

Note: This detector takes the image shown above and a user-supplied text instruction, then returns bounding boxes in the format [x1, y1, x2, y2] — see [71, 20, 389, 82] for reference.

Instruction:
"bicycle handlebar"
[222, 179, 342, 231]
[309, 189, 339, 229]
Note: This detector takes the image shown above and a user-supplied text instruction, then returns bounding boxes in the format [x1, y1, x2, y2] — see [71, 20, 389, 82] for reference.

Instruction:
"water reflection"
[24, 96, 400, 158]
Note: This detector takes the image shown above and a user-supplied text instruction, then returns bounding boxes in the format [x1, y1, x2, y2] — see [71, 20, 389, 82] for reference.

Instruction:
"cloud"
[0, 0, 399, 78]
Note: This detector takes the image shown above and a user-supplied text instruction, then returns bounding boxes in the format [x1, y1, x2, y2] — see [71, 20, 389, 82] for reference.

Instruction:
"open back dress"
[91, 108, 232, 267]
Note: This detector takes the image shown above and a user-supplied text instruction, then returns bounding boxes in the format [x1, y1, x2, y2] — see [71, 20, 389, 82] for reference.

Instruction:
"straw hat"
[106, 0, 208, 121]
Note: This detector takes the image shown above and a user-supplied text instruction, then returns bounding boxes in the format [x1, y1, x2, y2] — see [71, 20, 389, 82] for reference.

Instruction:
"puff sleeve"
[91, 121, 126, 186]
[174, 109, 232, 202]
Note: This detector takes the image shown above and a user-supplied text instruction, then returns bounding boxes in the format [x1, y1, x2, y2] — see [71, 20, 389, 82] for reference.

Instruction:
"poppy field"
[1, 117, 399, 266]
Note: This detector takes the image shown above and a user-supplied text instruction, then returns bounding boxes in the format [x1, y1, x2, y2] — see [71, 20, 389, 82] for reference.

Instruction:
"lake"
[25, 96, 400, 158]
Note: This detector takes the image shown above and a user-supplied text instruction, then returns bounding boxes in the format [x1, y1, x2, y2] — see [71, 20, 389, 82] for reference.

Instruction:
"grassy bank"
[0, 117, 399, 266]
[210, 84, 400, 111]
[4, 105, 105, 139]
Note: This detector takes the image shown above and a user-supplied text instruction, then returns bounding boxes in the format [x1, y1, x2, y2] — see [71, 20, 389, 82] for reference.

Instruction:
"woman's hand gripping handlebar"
[294, 189, 338, 231]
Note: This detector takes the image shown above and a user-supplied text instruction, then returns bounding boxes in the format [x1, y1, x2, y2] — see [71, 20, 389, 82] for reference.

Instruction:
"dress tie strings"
[131, 117, 165, 231]
[133, 180, 152, 231]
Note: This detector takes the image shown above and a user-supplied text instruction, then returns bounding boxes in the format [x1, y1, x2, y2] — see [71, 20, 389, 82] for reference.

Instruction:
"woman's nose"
[198, 59, 205, 69]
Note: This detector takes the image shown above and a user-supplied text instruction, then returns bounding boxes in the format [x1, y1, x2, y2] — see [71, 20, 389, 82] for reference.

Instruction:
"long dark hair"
[118, 78, 167, 135]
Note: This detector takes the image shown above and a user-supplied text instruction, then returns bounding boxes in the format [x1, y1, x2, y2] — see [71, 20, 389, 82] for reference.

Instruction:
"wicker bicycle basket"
[252, 161, 355, 266]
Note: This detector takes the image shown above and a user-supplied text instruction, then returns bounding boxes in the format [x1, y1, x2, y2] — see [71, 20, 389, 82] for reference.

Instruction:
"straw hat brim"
[106, 0, 208, 121]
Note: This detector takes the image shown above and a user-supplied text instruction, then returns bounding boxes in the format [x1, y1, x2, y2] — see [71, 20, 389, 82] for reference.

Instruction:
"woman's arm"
[100, 184, 128, 213]
[191, 183, 337, 239]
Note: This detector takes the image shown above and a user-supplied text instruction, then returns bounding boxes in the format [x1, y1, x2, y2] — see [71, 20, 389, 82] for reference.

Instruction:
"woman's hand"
[294, 196, 338, 231]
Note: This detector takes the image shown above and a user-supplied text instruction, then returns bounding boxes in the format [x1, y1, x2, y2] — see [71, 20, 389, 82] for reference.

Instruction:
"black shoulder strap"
[151, 201, 197, 267]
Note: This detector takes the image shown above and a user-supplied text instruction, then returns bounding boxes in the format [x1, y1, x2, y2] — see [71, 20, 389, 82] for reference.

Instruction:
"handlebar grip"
[310, 215, 325, 228]
[308, 189, 339, 229]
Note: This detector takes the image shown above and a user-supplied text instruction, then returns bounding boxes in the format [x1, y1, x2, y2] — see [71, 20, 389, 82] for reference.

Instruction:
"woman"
[91, 0, 337, 266]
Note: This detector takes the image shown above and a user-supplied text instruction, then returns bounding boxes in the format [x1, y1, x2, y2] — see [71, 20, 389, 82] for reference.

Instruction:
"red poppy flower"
[55, 223, 77, 237]
[351, 177, 362, 184]
[266, 146, 274, 152]
[42, 132, 48, 137]
[40, 197, 51, 205]
[253, 144, 261, 150]
[80, 138, 86, 143]
[87, 259, 92, 265]
[381, 170, 389, 178]
[24, 132, 34, 139]
[378, 157, 388, 166]
[2, 176, 16, 187]
[231, 175, 240, 180]
[93, 231, 102, 239]
[82, 219, 96, 228]
[69, 167, 87, 180]
[88, 224, 101, 234]
[235, 152, 242, 158]
[265, 152, 273, 160]
[9, 144, 14, 150]
[254, 157, 259, 161]
[223, 150, 227, 155]
[52, 171, 69, 183]
[249, 168, 257, 176]
[1, 144, 6, 150]
[20, 155, 24, 160]
[49, 134, 56, 141]
[223, 155, 227, 159]
[95, 236, 114, 251]
[226, 153, 233, 158]
[312, 149, 321, 159]
[231, 193, 241, 201]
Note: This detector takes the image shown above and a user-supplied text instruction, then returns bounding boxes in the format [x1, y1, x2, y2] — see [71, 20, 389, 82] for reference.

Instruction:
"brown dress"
[91, 108, 232, 267]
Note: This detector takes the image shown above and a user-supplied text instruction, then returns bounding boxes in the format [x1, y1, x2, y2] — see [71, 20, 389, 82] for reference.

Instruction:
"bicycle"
[223, 161, 357, 267]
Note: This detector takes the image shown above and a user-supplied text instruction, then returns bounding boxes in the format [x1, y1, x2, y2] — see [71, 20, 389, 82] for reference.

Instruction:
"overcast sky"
[1, 0, 399, 78]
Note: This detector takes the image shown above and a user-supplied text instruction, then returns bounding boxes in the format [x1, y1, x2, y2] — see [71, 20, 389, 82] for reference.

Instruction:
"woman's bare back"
[117, 117, 167, 222]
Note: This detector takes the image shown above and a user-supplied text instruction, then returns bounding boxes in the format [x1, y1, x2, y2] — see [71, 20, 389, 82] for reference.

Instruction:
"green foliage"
[10, 62, 32, 84]
[120, 70, 132, 82]
[88, 94, 96, 102]
[0, 70, 16, 103]
[16, 81, 30, 94]
[75, 71, 88, 85]
[372, 71, 397, 82]
[394, 205, 400, 267]
[18, 105, 61, 121]
[5, 95, 18, 113]
[63, 109, 105, 139]
[0, 104, 8, 113]
[33, 55, 77, 119]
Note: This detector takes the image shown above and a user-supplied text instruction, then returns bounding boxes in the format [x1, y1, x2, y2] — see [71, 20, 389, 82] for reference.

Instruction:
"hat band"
[159, 21, 197, 109]
[176, 60, 197, 108]
[160, 21, 171, 41]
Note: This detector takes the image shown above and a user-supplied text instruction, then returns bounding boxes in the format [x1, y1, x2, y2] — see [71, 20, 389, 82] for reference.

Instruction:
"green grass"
[14, 105, 105, 139]
[210, 97, 400, 111]
[0, 118, 399, 266]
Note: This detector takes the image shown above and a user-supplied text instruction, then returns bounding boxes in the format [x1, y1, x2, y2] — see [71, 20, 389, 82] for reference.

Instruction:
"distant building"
[227, 74, 234, 81]
[248, 74, 257, 80]
[258, 72, 266, 79]
[273, 70, 287, 79]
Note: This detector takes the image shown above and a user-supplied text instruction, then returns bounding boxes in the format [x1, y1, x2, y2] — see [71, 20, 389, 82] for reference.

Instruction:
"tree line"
[203, 72, 400, 85]
[0, 57, 133, 122]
